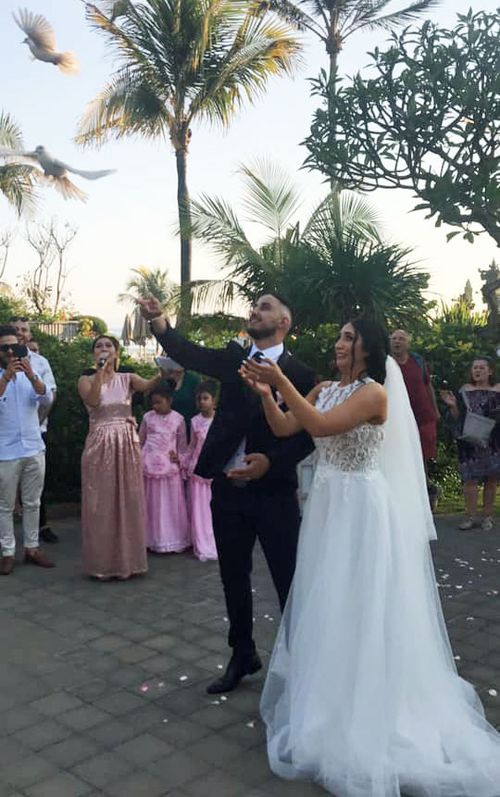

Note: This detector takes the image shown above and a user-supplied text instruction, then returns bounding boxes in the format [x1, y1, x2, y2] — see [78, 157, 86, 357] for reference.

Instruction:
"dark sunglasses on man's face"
[0, 343, 28, 356]
[9, 317, 29, 323]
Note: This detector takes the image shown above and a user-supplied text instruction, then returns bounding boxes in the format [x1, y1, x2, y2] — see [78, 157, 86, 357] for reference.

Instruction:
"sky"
[0, 0, 497, 333]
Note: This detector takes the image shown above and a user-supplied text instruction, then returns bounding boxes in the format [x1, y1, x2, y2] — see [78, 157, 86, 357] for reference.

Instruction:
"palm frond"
[189, 194, 268, 272]
[0, 111, 38, 215]
[303, 189, 382, 254]
[76, 68, 170, 146]
[345, 0, 440, 35]
[239, 159, 302, 238]
[189, 12, 301, 126]
[253, 0, 324, 38]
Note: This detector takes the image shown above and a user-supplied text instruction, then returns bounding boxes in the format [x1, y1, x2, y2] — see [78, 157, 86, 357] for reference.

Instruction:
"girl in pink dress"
[183, 381, 218, 562]
[139, 381, 190, 553]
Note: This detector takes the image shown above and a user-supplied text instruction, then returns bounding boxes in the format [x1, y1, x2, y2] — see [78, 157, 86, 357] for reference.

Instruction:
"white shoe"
[458, 517, 478, 531]
[481, 516, 494, 531]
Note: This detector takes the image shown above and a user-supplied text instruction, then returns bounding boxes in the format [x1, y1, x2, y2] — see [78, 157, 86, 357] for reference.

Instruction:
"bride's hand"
[240, 358, 285, 387]
[239, 366, 272, 398]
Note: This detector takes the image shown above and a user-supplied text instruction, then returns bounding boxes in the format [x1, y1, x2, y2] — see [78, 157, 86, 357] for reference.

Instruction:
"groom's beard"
[247, 323, 278, 341]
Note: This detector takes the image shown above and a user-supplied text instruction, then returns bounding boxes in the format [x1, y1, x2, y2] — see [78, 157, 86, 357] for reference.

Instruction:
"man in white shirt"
[11, 317, 58, 543]
[0, 325, 55, 575]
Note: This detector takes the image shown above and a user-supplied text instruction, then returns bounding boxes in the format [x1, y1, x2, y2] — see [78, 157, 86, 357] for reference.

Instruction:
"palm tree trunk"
[326, 23, 339, 191]
[175, 144, 192, 327]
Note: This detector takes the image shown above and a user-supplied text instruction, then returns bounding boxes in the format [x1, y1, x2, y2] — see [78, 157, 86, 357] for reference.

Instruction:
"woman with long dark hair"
[441, 356, 500, 531]
[241, 319, 500, 797]
[78, 335, 160, 579]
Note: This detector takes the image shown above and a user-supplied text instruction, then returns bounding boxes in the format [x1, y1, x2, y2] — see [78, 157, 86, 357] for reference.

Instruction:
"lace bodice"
[314, 380, 385, 473]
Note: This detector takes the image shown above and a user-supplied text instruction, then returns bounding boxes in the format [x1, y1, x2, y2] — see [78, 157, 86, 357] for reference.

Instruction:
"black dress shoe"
[206, 652, 262, 694]
[39, 527, 59, 543]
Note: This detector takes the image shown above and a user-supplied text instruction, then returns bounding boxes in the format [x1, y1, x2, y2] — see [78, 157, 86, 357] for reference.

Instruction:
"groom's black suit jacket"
[154, 325, 315, 490]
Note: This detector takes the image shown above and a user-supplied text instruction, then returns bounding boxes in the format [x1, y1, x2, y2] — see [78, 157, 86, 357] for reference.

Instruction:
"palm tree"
[0, 111, 37, 215]
[286, 193, 430, 327]
[118, 265, 177, 314]
[77, 0, 301, 322]
[186, 160, 430, 328]
[262, 1, 440, 85]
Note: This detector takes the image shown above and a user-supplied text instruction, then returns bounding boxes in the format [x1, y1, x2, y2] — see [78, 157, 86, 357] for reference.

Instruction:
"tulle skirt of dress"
[261, 465, 500, 797]
[187, 476, 217, 562]
[144, 474, 190, 553]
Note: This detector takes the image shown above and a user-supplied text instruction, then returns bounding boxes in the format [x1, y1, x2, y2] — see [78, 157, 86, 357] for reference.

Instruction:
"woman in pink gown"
[139, 381, 190, 553]
[78, 335, 160, 579]
[183, 381, 218, 562]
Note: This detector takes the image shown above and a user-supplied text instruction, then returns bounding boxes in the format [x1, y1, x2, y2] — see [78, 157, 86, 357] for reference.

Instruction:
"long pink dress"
[81, 372, 147, 579]
[140, 409, 190, 553]
[183, 413, 217, 562]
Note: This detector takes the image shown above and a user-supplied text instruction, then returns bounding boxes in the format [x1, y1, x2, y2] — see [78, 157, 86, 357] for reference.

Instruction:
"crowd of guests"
[390, 329, 500, 529]
[0, 317, 498, 578]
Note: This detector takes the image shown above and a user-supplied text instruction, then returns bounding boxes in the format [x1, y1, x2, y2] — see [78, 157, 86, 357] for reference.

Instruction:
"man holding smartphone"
[0, 325, 55, 575]
[11, 316, 58, 543]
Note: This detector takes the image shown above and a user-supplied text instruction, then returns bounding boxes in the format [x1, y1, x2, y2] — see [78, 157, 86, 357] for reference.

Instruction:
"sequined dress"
[261, 379, 500, 797]
[81, 372, 147, 579]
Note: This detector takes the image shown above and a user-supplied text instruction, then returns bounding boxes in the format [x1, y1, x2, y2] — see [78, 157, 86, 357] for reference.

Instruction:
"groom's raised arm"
[152, 322, 238, 381]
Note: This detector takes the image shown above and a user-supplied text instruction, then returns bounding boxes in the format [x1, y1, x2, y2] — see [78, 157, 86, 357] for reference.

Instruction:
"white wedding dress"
[261, 368, 500, 797]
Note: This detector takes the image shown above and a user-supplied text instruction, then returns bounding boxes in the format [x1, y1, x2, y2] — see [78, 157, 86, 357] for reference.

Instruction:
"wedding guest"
[183, 380, 218, 562]
[0, 325, 54, 575]
[139, 380, 190, 554]
[390, 329, 440, 506]
[11, 317, 58, 543]
[78, 335, 161, 580]
[440, 356, 500, 530]
[157, 356, 201, 438]
[139, 294, 315, 694]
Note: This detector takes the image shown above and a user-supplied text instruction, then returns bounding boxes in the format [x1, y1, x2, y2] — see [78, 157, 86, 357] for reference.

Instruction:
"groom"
[139, 294, 315, 693]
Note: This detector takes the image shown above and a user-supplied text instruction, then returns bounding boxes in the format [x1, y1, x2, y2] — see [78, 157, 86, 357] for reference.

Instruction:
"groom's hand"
[138, 297, 168, 333]
[227, 453, 270, 482]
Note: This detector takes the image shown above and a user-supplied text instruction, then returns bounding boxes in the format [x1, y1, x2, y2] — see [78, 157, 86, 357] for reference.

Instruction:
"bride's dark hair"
[350, 318, 390, 384]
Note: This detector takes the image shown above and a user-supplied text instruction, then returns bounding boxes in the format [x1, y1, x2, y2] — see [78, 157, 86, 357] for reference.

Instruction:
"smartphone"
[12, 343, 28, 359]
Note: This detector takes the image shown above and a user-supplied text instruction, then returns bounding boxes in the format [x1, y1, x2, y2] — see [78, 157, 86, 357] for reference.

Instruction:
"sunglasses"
[0, 343, 28, 356]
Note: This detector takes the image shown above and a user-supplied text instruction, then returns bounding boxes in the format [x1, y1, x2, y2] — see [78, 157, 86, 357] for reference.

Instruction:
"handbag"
[459, 390, 496, 448]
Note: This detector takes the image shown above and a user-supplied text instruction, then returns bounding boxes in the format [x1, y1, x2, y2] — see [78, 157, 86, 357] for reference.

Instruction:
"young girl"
[139, 380, 190, 553]
[183, 381, 218, 561]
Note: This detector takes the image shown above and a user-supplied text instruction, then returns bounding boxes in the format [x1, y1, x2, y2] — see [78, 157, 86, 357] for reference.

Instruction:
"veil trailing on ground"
[381, 355, 437, 543]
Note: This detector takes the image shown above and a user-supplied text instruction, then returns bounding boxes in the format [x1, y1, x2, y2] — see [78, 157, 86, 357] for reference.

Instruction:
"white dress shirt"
[29, 351, 57, 433]
[0, 369, 51, 461]
[224, 342, 284, 473]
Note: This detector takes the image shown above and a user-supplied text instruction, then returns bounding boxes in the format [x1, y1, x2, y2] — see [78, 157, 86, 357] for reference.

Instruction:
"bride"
[240, 318, 500, 797]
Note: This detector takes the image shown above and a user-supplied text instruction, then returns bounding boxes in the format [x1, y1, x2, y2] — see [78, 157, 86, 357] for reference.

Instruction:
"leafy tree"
[188, 160, 431, 327]
[0, 111, 37, 214]
[305, 9, 500, 244]
[77, 0, 300, 321]
[0, 290, 29, 324]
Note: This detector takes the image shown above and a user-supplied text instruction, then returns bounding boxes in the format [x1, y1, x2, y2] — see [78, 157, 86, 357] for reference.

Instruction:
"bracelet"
[149, 315, 165, 323]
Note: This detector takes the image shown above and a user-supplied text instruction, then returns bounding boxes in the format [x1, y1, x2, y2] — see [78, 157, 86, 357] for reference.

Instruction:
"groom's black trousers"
[211, 475, 301, 656]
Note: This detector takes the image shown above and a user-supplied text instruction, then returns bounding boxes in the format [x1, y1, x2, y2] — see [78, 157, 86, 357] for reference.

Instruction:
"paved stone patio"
[0, 513, 499, 797]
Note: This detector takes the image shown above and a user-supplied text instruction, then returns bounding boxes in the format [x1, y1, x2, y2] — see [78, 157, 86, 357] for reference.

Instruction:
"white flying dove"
[13, 8, 79, 74]
[0, 145, 115, 202]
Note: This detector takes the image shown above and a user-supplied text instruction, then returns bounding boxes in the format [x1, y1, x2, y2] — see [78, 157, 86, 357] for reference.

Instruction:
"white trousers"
[0, 453, 45, 556]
